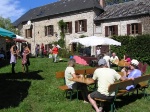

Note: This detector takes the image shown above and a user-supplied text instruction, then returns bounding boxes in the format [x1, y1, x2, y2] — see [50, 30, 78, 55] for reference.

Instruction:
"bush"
[58, 48, 72, 58]
[111, 34, 150, 64]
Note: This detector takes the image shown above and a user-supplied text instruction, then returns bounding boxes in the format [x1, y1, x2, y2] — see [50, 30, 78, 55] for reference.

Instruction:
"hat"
[131, 59, 139, 66]
[98, 59, 106, 66]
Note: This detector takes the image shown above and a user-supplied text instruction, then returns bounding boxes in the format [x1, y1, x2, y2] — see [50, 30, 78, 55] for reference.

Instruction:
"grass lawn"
[0, 58, 150, 112]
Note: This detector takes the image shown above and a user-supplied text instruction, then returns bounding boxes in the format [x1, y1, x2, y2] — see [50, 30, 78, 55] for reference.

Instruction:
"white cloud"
[0, 0, 25, 22]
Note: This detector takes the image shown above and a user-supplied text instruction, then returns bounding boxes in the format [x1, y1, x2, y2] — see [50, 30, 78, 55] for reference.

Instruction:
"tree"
[57, 19, 66, 48]
[0, 16, 18, 34]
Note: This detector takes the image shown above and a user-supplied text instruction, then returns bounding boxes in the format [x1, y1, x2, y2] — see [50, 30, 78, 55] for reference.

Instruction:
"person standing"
[10, 42, 17, 74]
[35, 44, 40, 57]
[88, 59, 125, 112]
[41, 43, 44, 58]
[96, 47, 101, 58]
[52, 44, 59, 62]
[22, 43, 31, 73]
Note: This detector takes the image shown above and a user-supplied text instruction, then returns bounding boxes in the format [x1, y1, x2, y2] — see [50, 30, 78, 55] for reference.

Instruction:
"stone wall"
[95, 18, 143, 36]
[19, 11, 95, 55]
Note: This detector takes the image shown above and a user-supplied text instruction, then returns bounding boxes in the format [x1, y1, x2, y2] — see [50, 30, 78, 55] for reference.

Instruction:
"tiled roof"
[95, 0, 150, 21]
[13, 0, 102, 26]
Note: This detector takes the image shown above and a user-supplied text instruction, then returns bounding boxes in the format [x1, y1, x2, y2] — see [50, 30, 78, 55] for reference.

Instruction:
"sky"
[0, 0, 58, 22]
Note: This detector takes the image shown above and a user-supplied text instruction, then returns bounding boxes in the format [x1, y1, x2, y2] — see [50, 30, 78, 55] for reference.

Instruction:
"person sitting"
[103, 52, 110, 68]
[122, 59, 142, 90]
[0, 47, 5, 59]
[65, 59, 89, 103]
[88, 59, 126, 112]
[123, 54, 131, 64]
[110, 52, 119, 67]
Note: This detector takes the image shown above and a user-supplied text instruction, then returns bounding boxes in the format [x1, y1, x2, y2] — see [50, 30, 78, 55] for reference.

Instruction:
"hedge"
[111, 34, 150, 64]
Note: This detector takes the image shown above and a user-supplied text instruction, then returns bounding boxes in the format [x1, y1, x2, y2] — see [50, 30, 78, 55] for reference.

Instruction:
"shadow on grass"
[101, 93, 144, 112]
[0, 70, 44, 80]
[0, 59, 10, 68]
[0, 80, 31, 109]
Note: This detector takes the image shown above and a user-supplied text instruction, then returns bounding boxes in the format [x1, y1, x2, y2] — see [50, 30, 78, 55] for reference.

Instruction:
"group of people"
[65, 52, 142, 112]
[35, 43, 59, 63]
[10, 42, 30, 74]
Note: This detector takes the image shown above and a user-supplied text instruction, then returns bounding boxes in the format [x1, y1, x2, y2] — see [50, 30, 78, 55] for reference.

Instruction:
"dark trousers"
[72, 82, 89, 101]
[12, 62, 15, 73]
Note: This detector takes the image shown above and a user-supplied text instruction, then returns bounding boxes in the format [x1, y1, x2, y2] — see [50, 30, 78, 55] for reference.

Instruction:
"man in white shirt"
[103, 52, 110, 68]
[110, 52, 119, 66]
[88, 59, 125, 112]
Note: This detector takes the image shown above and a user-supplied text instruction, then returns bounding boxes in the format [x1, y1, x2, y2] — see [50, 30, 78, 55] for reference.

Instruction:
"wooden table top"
[69, 77, 95, 85]
[117, 60, 130, 67]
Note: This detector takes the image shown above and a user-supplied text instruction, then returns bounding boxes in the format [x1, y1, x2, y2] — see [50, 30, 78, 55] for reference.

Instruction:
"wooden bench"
[95, 79, 133, 112]
[85, 68, 97, 74]
[56, 70, 86, 100]
[94, 74, 150, 112]
[85, 68, 97, 90]
[56, 71, 76, 100]
[75, 69, 85, 75]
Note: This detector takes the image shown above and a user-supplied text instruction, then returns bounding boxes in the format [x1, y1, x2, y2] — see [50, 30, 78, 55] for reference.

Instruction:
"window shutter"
[45, 44, 48, 51]
[30, 29, 32, 38]
[105, 26, 108, 37]
[127, 24, 130, 36]
[114, 25, 118, 36]
[83, 19, 87, 32]
[138, 23, 142, 35]
[75, 21, 78, 33]
[25, 29, 27, 38]
[45, 26, 47, 36]
[51, 25, 54, 36]
[69, 22, 72, 33]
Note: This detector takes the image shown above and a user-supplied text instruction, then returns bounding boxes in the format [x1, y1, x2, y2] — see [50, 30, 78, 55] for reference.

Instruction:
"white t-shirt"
[103, 55, 110, 68]
[65, 67, 75, 86]
[92, 68, 121, 96]
[110, 56, 119, 63]
[96, 49, 101, 55]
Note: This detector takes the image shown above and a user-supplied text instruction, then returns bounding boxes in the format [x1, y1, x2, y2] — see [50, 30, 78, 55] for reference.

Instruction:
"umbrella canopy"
[16, 35, 24, 39]
[0, 27, 16, 38]
[13, 35, 26, 42]
[70, 36, 121, 46]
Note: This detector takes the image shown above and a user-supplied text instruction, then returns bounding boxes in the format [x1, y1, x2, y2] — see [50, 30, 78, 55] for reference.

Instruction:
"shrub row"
[111, 34, 150, 64]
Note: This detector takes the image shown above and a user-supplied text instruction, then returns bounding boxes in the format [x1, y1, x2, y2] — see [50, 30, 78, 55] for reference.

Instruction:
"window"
[127, 23, 142, 35]
[95, 23, 102, 33]
[45, 25, 54, 36]
[25, 29, 32, 38]
[65, 22, 72, 33]
[75, 19, 87, 33]
[105, 25, 118, 37]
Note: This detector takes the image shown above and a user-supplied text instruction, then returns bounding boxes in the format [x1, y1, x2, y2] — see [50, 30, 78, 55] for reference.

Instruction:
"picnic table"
[69, 76, 95, 85]
[117, 59, 130, 67]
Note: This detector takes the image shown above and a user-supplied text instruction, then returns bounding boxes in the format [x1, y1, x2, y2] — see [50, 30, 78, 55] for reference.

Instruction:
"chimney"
[99, 0, 106, 8]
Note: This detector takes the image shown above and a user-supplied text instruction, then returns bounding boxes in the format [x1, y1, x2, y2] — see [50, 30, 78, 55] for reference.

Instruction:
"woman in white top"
[65, 59, 89, 103]
[96, 47, 101, 57]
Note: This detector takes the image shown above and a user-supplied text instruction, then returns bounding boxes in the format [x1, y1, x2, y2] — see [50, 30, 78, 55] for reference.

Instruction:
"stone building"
[13, 0, 150, 55]
[13, 0, 104, 55]
[94, 0, 150, 37]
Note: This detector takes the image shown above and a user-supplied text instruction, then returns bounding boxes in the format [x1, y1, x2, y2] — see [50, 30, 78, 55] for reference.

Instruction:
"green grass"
[0, 58, 150, 112]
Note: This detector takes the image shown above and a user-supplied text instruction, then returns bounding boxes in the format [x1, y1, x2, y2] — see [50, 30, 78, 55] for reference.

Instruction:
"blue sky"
[0, 0, 57, 22]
